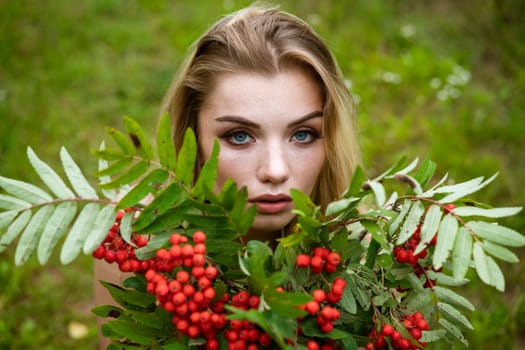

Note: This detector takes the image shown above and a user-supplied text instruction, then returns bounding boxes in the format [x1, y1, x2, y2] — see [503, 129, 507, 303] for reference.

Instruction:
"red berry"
[296, 254, 311, 268]
[306, 340, 320, 350]
[312, 289, 326, 303]
[381, 324, 394, 337]
[304, 300, 320, 315]
[326, 252, 341, 266]
[176, 270, 190, 284]
[193, 231, 207, 244]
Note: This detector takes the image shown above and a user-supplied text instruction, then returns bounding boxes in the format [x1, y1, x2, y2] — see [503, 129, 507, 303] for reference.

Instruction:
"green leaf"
[468, 220, 525, 247]
[390, 157, 419, 176]
[290, 188, 316, 216]
[106, 319, 164, 345]
[396, 201, 424, 245]
[0, 210, 31, 253]
[452, 227, 472, 281]
[100, 281, 156, 309]
[0, 176, 52, 204]
[365, 180, 385, 207]
[372, 155, 408, 181]
[83, 204, 117, 254]
[124, 116, 155, 159]
[473, 241, 491, 286]
[325, 197, 360, 217]
[452, 206, 521, 218]
[119, 210, 134, 245]
[15, 206, 53, 265]
[95, 157, 133, 177]
[133, 182, 187, 232]
[486, 255, 505, 292]
[91, 304, 123, 318]
[27, 146, 75, 199]
[482, 241, 519, 263]
[0, 210, 18, 231]
[97, 141, 117, 201]
[0, 194, 31, 210]
[37, 202, 77, 264]
[419, 329, 447, 342]
[415, 204, 442, 254]
[106, 126, 136, 155]
[60, 147, 98, 198]
[438, 318, 468, 347]
[434, 286, 475, 311]
[193, 139, 219, 197]
[438, 302, 473, 330]
[344, 165, 366, 196]
[60, 203, 99, 264]
[92, 147, 128, 161]
[413, 157, 437, 187]
[432, 214, 458, 269]
[388, 199, 411, 236]
[156, 113, 176, 170]
[118, 169, 169, 209]
[437, 173, 498, 204]
[99, 161, 150, 190]
[339, 283, 357, 314]
[175, 128, 197, 186]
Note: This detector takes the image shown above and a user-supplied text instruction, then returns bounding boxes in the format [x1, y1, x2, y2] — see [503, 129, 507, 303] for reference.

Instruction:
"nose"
[256, 142, 290, 184]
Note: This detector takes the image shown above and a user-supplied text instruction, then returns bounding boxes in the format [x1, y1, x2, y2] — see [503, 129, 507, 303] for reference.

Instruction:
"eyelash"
[220, 128, 321, 146]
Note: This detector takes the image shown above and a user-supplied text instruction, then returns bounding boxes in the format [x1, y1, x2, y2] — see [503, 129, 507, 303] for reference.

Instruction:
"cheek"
[295, 145, 326, 193]
[214, 150, 254, 189]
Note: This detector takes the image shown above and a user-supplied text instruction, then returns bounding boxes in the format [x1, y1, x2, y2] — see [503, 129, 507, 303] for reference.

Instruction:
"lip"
[248, 194, 293, 214]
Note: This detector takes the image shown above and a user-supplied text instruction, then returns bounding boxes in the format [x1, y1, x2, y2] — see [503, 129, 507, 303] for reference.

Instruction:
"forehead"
[199, 69, 323, 122]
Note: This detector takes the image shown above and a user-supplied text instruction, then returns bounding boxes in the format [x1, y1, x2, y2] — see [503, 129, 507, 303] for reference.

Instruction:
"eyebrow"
[214, 111, 323, 128]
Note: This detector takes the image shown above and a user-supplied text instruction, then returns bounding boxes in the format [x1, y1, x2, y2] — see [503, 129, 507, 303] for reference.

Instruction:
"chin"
[248, 213, 295, 239]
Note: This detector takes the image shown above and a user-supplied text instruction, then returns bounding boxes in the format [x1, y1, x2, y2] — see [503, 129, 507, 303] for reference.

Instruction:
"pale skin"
[197, 68, 326, 242]
[95, 68, 326, 348]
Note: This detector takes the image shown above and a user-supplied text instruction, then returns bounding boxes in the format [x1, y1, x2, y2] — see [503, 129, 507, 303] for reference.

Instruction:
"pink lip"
[249, 194, 293, 214]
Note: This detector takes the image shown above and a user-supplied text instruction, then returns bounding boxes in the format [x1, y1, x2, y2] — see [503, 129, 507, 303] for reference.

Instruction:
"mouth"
[248, 194, 293, 214]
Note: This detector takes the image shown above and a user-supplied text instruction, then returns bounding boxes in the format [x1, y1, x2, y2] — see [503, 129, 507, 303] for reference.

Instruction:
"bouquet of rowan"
[0, 116, 523, 350]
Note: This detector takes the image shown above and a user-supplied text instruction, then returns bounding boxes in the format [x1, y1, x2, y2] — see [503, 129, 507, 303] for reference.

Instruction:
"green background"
[0, 0, 524, 349]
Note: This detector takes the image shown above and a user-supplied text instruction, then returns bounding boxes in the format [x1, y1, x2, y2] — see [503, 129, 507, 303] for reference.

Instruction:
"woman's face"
[197, 68, 325, 239]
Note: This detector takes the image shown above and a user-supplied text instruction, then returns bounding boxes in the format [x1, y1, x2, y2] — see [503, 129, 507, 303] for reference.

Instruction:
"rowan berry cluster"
[92, 209, 151, 273]
[296, 247, 342, 273]
[366, 312, 429, 350]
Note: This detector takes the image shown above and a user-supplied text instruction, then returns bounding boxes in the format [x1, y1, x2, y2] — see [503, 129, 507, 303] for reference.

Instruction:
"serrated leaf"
[473, 241, 491, 286]
[388, 199, 411, 236]
[434, 286, 475, 311]
[123, 116, 155, 159]
[432, 272, 470, 286]
[438, 302, 473, 330]
[325, 197, 360, 217]
[0, 176, 52, 204]
[452, 227, 472, 281]
[362, 220, 389, 251]
[97, 142, 117, 201]
[156, 113, 176, 170]
[339, 283, 357, 314]
[0, 210, 31, 253]
[415, 204, 442, 254]
[396, 201, 424, 245]
[452, 206, 521, 218]
[15, 206, 54, 265]
[37, 202, 77, 264]
[60, 147, 98, 198]
[95, 157, 133, 177]
[365, 180, 386, 207]
[482, 241, 519, 263]
[117, 169, 169, 209]
[344, 165, 366, 196]
[469, 221, 525, 247]
[438, 318, 468, 347]
[432, 214, 458, 269]
[133, 182, 187, 232]
[0, 210, 18, 230]
[175, 128, 197, 186]
[193, 140, 219, 197]
[420, 329, 447, 342]
[0, 194, 31, 210]
[413, 157, 437, 187]
[486, 255, 505, 291]
[437, 173, 498, 204]
[92, 147, 128, 161]
[60, 203, 99, 264]
[106, 127, 136, 155]
[119, 210, 134, 245]
[100, 161, 150, 190]
[106, 319, 163, 345]
[83, 204, 117, 254]
[27, 146, 75, 199]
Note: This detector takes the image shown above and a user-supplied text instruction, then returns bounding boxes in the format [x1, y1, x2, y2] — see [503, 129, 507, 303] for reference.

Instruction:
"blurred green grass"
[0, 0, 524, 349]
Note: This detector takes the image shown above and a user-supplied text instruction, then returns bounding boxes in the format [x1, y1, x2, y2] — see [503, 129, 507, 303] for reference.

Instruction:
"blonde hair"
[160, 5, 361, 208]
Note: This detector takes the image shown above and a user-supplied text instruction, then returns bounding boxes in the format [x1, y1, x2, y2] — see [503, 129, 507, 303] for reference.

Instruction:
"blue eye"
[227, 130, 253, 145]
[292, 130, 317, 143]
